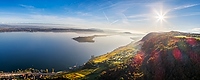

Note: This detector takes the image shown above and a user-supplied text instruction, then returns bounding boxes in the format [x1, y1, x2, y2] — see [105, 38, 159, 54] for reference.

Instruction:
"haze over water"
[0, 32, 136, 72]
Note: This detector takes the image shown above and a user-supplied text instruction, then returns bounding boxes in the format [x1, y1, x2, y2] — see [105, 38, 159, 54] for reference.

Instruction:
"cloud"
[76, 12, 92, 16]
[130, 18, 150, 22]
[191, 28, 200, 32]
[110, 19, 119, 25]
[128, 14, 148, 18]
[19, 4, 44, 13]
[103, 11, 109, 22]
[173, 4, 200, 11]
[98, 1, 117, 11]
[29, 15, 88, 25]
[19, 4, 35, 9]
[171, 12, 200, 18]
[126, 14, 150, 22]
[180, 12, 200, 17]
[0, 13, 87, 27]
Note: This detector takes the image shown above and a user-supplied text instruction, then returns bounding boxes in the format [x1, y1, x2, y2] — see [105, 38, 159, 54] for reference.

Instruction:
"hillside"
[53, 31, 200, 80]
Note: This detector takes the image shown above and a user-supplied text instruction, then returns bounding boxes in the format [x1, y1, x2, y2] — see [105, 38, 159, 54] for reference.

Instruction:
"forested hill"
[55, 31, 200, 80]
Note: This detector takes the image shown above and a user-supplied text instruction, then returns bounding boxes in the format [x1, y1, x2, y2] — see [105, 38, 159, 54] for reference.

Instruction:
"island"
[72, 35, 108, 43]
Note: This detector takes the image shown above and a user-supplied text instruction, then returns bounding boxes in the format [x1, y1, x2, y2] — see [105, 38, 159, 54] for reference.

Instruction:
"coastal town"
[0, 68, 57, 79]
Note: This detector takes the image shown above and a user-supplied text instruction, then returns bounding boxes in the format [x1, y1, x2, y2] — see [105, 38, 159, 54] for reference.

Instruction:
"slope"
[53, 31, 200, 80]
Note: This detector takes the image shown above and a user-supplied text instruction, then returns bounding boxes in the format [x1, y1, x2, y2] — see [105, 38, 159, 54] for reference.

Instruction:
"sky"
[0, 0, 200, 32]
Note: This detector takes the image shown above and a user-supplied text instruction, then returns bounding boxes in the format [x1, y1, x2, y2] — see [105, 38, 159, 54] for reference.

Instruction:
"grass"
[92, 47, 125, 63]
[63, 43, 137, 79]
[174, 36, 200, 40]
[92, 45, 135, 63]
[174, 36, 187, 38]
[63, 69, 97, 79]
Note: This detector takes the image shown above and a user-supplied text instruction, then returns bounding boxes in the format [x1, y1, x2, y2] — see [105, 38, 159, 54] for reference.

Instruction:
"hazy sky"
[0, 0, 200, 32]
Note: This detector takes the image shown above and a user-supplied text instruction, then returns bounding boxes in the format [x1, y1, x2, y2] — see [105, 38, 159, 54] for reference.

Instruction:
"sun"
[156, 12, 166, 22]
[157, 14, 165, 21]
[153, 8, 169, 24]
[152, 8, 170, 30]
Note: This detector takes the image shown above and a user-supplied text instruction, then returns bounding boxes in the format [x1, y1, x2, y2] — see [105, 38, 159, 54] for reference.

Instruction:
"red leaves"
[172, 48, 182, 61]
[189, 52, 200, 64]
[154, 67, 165, 80]
[186, 38, 197, 46]
[132, 51, 145, 66]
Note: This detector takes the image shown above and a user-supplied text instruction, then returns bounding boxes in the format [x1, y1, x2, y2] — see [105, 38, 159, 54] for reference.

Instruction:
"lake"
[0, 32, 136, 72]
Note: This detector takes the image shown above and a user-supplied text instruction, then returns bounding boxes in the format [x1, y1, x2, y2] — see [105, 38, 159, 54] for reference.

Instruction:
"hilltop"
[100, 31, 200, 80]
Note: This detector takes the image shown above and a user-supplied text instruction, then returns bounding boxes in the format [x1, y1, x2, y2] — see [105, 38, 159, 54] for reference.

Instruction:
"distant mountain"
[52, 31, 200, 80]
[0, 27, 104, 33]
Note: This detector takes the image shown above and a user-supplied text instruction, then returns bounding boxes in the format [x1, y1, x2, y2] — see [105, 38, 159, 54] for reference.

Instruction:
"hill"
[53, 31, 200, 80]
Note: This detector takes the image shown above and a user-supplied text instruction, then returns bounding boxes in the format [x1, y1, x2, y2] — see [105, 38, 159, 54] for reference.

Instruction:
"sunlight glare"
[155, 11, 167, 23]
[155, 10, 167, 23]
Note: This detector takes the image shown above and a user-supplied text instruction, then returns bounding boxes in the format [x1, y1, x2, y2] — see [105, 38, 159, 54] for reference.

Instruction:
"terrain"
[1, 31, 200, 80]
[55, 31, 200, 80]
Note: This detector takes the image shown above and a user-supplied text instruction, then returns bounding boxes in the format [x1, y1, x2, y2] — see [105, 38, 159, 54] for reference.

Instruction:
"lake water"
[0, 32, 135, 72]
